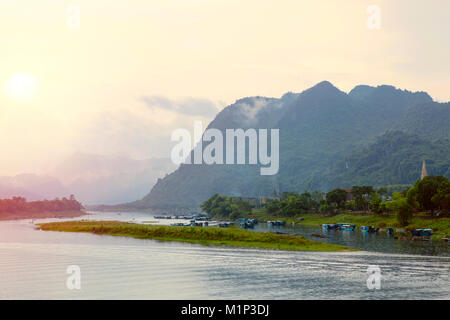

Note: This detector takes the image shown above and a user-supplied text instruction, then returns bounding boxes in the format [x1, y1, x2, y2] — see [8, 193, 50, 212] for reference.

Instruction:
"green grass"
[37, 220, 354, 252]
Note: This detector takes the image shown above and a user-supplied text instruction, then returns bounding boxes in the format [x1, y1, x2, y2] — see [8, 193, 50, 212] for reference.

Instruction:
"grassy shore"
[38, 220, 354, 252]
[0, 210, 86, 221]
[246, 209, 450, 240]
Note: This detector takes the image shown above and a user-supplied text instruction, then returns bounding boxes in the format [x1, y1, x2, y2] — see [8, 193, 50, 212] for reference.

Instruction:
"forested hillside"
[120, 81, 449, 212]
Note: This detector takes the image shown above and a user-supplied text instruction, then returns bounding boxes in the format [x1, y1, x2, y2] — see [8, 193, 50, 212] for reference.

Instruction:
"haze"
[0, 0, 449, 176]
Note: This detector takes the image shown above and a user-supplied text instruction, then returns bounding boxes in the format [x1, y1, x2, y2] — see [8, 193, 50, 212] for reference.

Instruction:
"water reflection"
[257, 224, 449, 257]
[0, 214, 448, 299]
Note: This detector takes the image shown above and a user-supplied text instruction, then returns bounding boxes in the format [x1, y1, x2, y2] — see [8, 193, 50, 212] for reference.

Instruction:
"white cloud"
[141, 95, 221, 117]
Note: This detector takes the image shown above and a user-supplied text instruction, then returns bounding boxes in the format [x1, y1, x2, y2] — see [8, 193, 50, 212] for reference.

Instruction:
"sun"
[5, 72, 38, 102]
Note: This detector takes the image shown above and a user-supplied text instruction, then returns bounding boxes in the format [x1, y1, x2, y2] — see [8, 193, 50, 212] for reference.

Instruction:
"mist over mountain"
[0, 174, 70, 201]
[0, 153, 176, 206]
[51, 153, 177, 205]
[116, 81, 449, 212]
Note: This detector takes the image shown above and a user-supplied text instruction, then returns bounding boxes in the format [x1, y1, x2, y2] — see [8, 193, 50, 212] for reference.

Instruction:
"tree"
[326, 188, 347, 209]
[369, 193, 383, 214]
[265, 199, 280, 213]
[345, 200, 356, 211]
[279, 195, 303, 216]
[395, 197, 413, 227]
[319, 203, 332, 214]
[432, 179, 450, 213]
[408, 175, 449, 215]
[377, 187, 388, 196]
[0, 196, 82, 214]
[200, 194, 251, 219]
[385, 192, 413, 226]
[351, 186, 374, 211]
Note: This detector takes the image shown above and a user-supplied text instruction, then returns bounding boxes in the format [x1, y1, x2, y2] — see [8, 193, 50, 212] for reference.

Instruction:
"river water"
[0, 212, 448, 299]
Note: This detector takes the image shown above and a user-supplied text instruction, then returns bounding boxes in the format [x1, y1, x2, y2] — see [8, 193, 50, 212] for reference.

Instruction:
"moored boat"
[238, 218, 255, 229]
[322, 223, 338, 230]
[218, 222, 234, 228]
[410, 229, 432, 237]
[267, 220, 286, 227]
[339, 224, 356, 231]
[360, 226, 379, 233]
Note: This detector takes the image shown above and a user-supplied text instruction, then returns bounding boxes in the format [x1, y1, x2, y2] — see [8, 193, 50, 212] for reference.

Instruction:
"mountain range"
[120, 81, 450, 213]
[0, 153, 176, 205]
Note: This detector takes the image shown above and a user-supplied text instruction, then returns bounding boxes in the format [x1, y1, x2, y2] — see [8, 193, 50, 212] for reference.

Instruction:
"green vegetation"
[385, 192, 413, 226]
[200, 194, 251, 220]
[0, 195, 83, 215]
[407, 175, 450, 214]
[37, 221, 353, 252]
[325, 188, 347, 209]
[324, 131, 450, 189]
[201, 176, 450, 239]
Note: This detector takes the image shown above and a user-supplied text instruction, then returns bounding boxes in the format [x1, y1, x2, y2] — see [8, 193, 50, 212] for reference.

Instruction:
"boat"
[311, 233, 328, 238]
[267, 220, 286, 227]
[193, 216, 210, 221]
[170, 222, 187, 226]
[360, 226, 379, 233]
[218, 222, 234, 228]
[238, 218, 255, 229]
[339, 224, 356, 231]
[410, 229, 432, 237]
[190, 220, 205, 227]
[322, 223, 338, 230]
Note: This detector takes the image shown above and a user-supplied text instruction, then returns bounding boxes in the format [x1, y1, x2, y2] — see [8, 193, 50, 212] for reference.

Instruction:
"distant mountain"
[0, 174, 70, 201]
[0, 153, 176, 205]
[51, 152, 176, 205]
[121, 81, 449, 212]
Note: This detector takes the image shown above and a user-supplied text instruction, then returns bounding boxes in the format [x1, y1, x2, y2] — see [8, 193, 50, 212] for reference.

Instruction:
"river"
[0, 211, 448, 299]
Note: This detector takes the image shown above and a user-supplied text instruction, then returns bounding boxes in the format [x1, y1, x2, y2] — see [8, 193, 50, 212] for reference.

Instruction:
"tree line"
[0, 195, 83, 214]
[201, 176, 449, 226]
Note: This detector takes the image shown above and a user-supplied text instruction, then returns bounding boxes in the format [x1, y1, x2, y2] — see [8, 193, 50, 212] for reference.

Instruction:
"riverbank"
[0, 210, 86, 221]
[244, 210, 450, 240]
[38, 220, 354, 252]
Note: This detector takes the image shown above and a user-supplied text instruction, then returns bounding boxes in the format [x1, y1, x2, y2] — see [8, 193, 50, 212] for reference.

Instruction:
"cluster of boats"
[170, 220, 209, 227]
[322, 224, 435, 238]
[154, 215, 209, 221]
[238, 219, 287, 229]
[322, 223, 358, 231]
[322, 223, 383, 233]
[162, 216, 234, 228]
[239, 218, 258, 229]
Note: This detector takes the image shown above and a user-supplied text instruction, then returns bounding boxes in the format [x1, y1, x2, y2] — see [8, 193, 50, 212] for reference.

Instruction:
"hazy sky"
[0, 0, 449, 175]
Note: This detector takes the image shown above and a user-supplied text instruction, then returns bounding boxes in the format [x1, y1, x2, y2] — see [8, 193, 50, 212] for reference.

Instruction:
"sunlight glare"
[5, 72, 38, 102]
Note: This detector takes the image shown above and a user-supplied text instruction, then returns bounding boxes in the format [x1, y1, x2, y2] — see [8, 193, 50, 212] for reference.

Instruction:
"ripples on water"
[0, 212, 448, 299]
